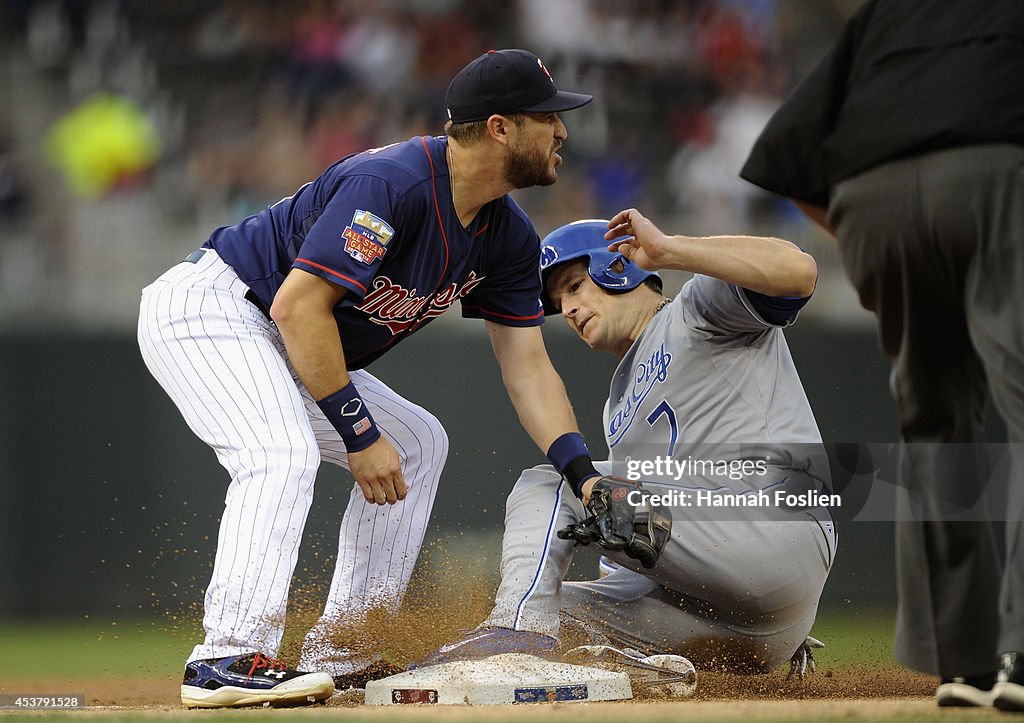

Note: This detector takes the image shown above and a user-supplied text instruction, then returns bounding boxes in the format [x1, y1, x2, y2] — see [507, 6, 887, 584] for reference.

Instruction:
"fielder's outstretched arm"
[605, 208, 817, 298]
[486, 322, 602, 498]
[486, 322, 583, 453]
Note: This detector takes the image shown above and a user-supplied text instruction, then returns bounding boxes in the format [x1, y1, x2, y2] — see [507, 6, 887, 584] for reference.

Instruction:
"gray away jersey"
[604, 274, 829, 492]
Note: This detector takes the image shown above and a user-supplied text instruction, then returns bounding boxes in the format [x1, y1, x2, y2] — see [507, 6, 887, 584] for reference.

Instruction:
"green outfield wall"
[0, 323, 975, 616]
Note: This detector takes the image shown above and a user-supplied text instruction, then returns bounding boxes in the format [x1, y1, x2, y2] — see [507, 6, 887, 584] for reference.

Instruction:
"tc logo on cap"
[445, 48, 592, 124]
[537, 58, 553, 82]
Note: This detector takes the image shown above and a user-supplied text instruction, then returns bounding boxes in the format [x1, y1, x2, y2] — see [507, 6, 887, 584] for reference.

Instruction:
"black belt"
[184, 248, 273, 322]
[243, 289, 273, 321]
[184, 248, 207, 263]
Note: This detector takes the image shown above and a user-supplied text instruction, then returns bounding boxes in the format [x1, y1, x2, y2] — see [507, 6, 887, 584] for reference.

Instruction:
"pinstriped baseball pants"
[137, 248, 447, 676]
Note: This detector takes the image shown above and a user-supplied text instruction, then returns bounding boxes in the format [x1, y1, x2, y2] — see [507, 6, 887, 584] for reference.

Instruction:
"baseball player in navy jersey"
[137, 49, 604, 708]
[421, 211, 837, 677]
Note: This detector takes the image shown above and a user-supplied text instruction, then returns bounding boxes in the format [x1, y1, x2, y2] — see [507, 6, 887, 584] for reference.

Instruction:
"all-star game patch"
[343, 209, 395, 264]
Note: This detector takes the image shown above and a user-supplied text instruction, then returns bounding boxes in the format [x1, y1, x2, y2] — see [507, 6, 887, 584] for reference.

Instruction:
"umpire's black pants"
[829, 144, 1024, 677]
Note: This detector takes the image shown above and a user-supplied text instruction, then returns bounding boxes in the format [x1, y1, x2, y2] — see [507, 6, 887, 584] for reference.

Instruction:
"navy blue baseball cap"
[446, 49, 593, 124]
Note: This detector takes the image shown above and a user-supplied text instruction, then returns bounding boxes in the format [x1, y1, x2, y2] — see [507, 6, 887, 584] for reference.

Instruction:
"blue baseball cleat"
[180, 652, 335, 708]
[416, 626, 559, 668]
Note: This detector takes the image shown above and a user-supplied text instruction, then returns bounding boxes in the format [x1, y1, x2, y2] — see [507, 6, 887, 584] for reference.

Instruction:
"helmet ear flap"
[587, 250, 655, 293]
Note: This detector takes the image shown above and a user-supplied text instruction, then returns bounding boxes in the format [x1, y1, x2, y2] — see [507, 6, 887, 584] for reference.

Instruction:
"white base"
[364, 653, 633, 705]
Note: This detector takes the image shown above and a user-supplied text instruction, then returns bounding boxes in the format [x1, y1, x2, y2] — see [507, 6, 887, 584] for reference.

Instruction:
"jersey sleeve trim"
[735, 286, 807, 327]
[746, 289, 809, 326]
[461, 302, 545, 325]
[732, 285, 774, 327]
[479, 307, 544, 321]
[294, 257, 368, 294]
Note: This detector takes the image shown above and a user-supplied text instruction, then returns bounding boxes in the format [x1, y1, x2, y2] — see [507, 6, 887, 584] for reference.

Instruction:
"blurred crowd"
[0, 0, 860, 329]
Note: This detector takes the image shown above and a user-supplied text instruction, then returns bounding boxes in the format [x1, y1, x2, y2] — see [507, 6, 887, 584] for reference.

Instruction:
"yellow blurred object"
[46, 93, 161, 198]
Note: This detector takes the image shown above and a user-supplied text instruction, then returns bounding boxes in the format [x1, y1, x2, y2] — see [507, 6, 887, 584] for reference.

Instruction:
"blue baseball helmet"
[539, 219, 661, 315]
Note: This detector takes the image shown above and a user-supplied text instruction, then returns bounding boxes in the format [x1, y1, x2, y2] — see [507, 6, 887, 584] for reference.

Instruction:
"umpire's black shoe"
[936, 672, 995, 707]
[332, 661, 404, 690]
[993, 651, 1024, 712]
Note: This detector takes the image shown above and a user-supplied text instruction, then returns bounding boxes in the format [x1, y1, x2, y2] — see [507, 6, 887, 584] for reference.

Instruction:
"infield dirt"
[4, 666, 937, 707]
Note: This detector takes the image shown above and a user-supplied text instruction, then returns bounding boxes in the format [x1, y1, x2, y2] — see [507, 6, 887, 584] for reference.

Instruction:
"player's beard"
[504, 140, 558, 189]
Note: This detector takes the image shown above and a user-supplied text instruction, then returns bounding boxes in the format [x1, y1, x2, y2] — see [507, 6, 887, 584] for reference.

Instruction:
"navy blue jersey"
[206, 136, 545, 369]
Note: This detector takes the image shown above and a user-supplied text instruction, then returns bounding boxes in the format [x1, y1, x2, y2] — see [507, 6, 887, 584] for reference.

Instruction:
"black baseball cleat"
[180, 652, 334, 708]
[936, 672, 995, 707]
[993, 651, 1024, 712]
[331, 661, 404, 690]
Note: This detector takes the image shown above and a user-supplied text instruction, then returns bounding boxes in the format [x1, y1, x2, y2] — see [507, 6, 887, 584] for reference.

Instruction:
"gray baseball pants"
[483, 462, 836, 672]
[830, 143, 1024, 676]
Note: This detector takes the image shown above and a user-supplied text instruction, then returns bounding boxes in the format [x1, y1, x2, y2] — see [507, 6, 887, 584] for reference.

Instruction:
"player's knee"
[397, 410, 448, 477]
[432, 415, 450, 461]
[505, 464, 563, 507]
[418, 411, 448, 465]
[272, 443, 321, 475]
[229, 442, 320, 488]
